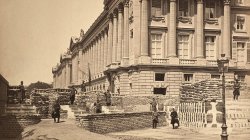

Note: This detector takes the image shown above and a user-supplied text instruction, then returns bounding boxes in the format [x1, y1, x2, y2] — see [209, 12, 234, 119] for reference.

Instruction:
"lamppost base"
[221, 124, 228, 140]
[221, 134, 228, 140]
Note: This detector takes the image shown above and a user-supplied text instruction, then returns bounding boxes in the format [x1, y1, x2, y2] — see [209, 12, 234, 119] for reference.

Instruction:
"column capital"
[139, 0, 149, 3]
[113, 9, 118, 18]
[118, 3, 123, 13]
[223, 0, 231, 5]
[197, 0, 203, 4]
[170, 0, 176, 2]
[124, 0, 129, 7]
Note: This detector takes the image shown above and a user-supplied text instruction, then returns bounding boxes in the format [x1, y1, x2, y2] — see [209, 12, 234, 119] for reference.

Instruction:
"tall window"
[237, 42, 246, 63]
[205, 36, 216, 60]
[151, 34, 163, 58]
[151, 0, 161, 17]
[205, 0, 216, 19]
[236, 16, 245, 31]
[178, 35, 189, 59]
[151, 0, 167, 17]
[178, 0, 189, 17]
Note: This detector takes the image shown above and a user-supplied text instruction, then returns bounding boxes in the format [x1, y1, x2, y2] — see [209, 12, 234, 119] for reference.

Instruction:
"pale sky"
[0, 0, 103, 85]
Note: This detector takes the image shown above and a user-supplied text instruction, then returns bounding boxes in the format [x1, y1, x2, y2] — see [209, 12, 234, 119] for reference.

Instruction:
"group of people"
[151, 97, 179, 129]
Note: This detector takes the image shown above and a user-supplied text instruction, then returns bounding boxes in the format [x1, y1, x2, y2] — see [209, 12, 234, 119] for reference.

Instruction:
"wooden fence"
[179, 102, 207, 128]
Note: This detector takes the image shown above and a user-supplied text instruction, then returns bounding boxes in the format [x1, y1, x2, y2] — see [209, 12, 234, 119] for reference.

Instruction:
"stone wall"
[0, 114, 41, 139]
[77, 111, 167, 134]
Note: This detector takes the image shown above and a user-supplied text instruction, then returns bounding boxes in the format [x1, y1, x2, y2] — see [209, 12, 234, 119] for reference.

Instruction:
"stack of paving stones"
[30, 89, 69, 119]
[180, 79, 222, 103]
[4, 104, 41, 131]
[0, 115, 23, 139]
[30, 90, 50, 118]
[78, 112, 167, 134]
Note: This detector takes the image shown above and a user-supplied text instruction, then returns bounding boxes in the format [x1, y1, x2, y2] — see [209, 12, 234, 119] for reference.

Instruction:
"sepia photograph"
[0, 0, 250, 139]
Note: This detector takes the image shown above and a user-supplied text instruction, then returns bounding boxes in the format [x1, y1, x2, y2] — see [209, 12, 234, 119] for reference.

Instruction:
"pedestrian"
[233, 79, 240, 101]
[170, 108, 179, 129]
[152, 111, 160, 129]
[104, 89, 112, 106]
[52, 99, 61, 123]
[81, 81, 86, 92]
[96, 98, 102, 113]
[19, 81, 25, 104]
[150, 97, 158, 112]
[70, 86, 77, 105]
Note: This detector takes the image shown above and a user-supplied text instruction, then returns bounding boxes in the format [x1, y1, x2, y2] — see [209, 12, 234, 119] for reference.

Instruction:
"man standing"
[70, 86, 77, 105]
[170, 108, 179, 129]
[233, 79, 241, 101]
[150, 97, 158, 112]
[19, 81, 25, 104]
[104, 89, 111, 106]
[152, 111, 160, 129]
[52, 99, 61, 123]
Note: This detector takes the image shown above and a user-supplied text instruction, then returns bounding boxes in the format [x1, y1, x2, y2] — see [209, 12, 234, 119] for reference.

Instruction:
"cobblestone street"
[20, 119, 250, 140]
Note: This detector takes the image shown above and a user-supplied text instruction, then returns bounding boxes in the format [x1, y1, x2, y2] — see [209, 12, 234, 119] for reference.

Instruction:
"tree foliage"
[27, 81, 52, 92]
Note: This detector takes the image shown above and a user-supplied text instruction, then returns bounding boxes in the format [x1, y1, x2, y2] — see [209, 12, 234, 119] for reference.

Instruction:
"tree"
[27, 81, 52, 93]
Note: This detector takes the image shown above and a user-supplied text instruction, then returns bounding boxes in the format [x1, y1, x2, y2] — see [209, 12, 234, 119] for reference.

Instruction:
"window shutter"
[232, 42, 237, 61]
[247, 42, 250, 62]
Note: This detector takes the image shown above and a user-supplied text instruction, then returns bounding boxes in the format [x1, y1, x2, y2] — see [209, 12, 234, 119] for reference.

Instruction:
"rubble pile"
[180, 79, 222, 102]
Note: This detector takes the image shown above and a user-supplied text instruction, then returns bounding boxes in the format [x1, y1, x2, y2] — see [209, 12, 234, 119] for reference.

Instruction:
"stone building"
[52, 0, 250, 98]
[0, 74, 8, 115]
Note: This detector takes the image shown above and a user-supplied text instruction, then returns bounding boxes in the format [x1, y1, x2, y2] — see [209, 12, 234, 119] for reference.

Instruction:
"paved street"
[21, 119, 117, 140]
[20, 119, 250, 140]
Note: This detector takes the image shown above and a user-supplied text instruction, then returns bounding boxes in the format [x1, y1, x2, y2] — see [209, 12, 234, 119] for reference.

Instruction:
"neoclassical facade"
[53, 0, 250, 97]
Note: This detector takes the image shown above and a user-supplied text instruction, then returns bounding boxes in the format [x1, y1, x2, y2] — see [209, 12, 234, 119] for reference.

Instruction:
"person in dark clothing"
[104, 89, 112, 106]
[81, 81, 86, 92]
[19, 81, 25, 104]
[52, 100, 61, 123]
[233, 79, 240, 101]
[152, 111, 160, 129]
[70, 86, 77, 105]
[95, 99, 102, 113]
[150, 98, 158, 112]
[170, 108, 179, 129]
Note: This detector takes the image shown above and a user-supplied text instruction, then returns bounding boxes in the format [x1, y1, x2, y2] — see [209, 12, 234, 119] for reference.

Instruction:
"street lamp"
[217, 54, 229, 140]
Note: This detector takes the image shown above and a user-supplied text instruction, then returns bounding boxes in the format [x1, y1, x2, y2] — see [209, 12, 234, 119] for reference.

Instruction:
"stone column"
[97, 36, 100, 76]
[117, 4, 123, 62]
[122, 0, 129, 65]
[112, 10, 118, 63]
[196, 0, 204, 58]
[108, 15, 113, 66]
[168, 0, 177, 57]
[93, 41, 96, 77]
[66, 62, 70, 87]
[223, 0, 231, 58]
[101, 32, 105, 74]
[140, 0, 150, 63]
[104, 29, 108, 69]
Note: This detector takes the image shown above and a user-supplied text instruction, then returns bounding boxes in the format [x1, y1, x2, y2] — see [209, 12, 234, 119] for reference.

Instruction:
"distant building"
[52, 0, 250, 97]
[0, 74, 8, 115]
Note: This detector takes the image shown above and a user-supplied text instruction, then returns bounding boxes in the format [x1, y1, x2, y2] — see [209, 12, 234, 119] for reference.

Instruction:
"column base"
[110, 62, 120, 69]
[121, 58, 129, 66]
[138, 56, 151, 64]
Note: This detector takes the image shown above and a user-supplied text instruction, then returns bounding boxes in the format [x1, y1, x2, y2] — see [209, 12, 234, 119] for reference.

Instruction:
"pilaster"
[117, 4, 123, 62]
[139, 0, 150, 63]
[168, 0, 177, 58]
[223, 0, 231, 58]
[122, 0, 130, 66]
[196, 0, 204, 59]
